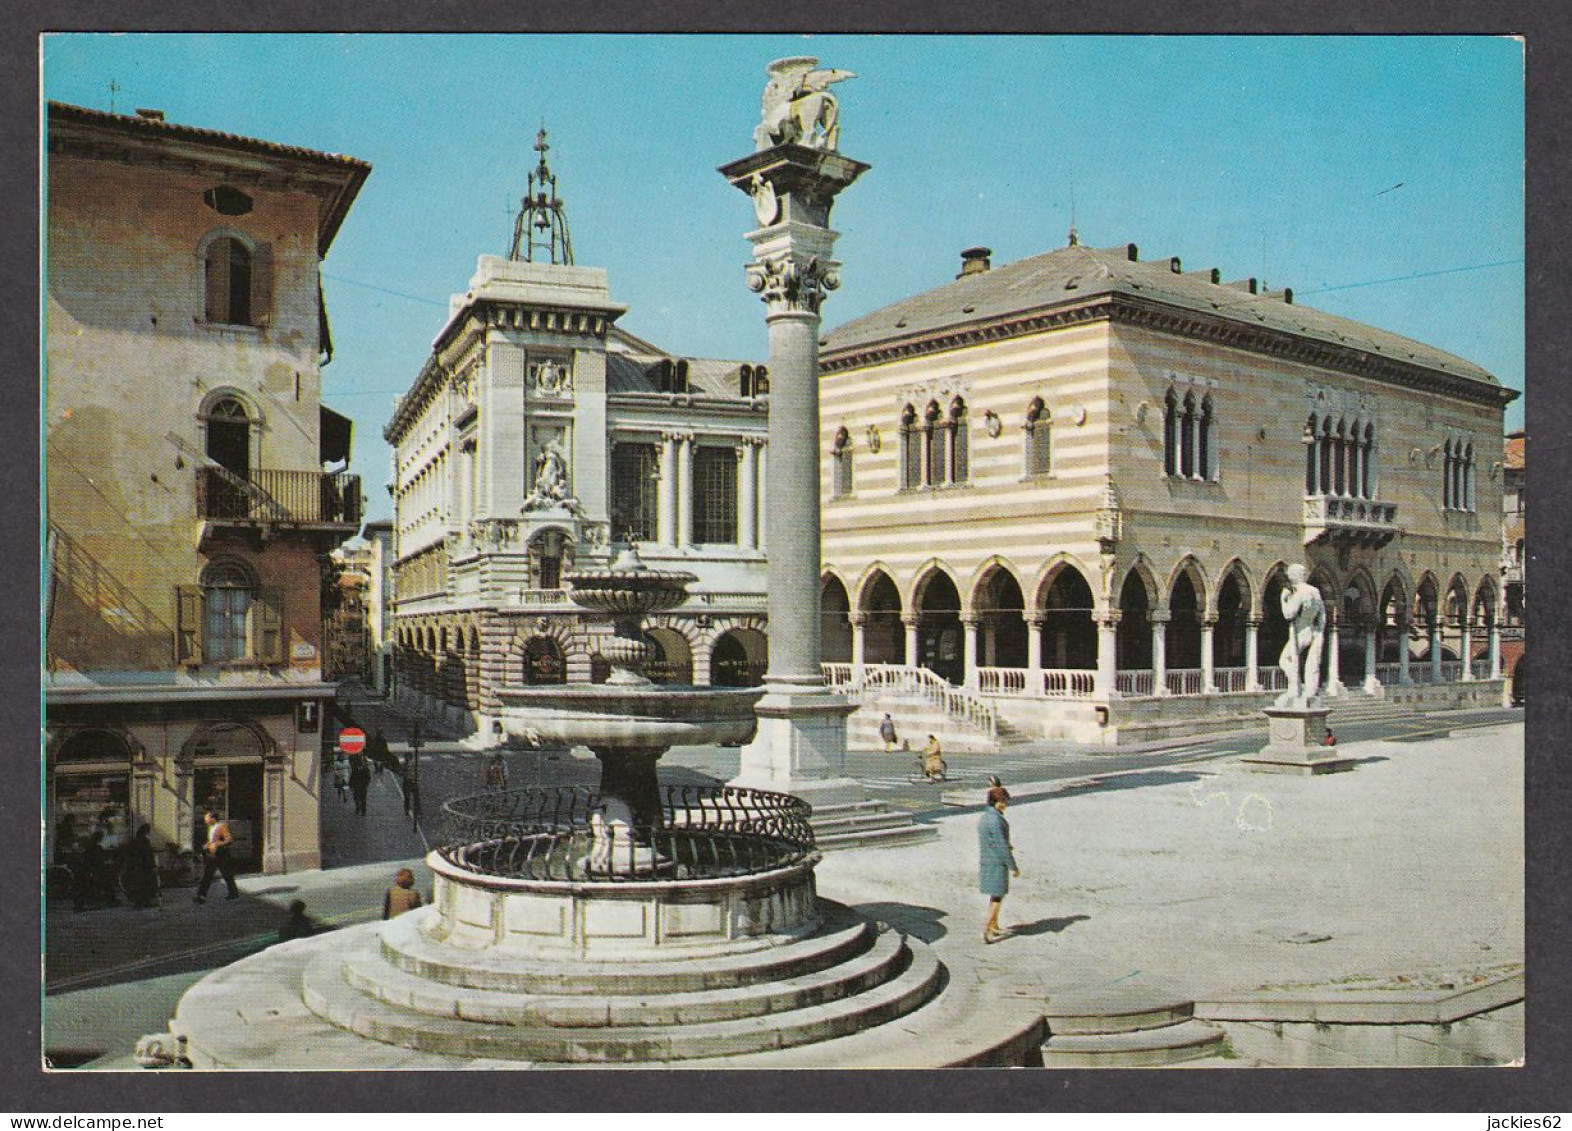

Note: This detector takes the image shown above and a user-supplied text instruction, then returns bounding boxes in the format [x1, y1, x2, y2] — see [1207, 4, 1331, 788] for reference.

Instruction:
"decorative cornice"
[821, 292, 1515, 409]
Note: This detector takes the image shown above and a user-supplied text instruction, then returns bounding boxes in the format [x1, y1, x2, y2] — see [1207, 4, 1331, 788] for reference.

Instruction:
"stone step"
[1041, 1018, 1227, 1068]
[380, 902, 875, 995]
[811, 808, 918, 835]
[341, 923, 908, 1027]
[302, 934, 944, 1062]
[815, 822, 938, 851]
[694, 970, 1048, 1068]
[1044, 986, 1198, 1035]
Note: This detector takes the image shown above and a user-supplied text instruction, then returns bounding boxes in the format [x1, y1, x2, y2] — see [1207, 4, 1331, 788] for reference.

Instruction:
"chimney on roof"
[1284, 287, 1294, 304]
[1169, 256, 1182, 274]
[1126, 243, 1139, 262]
[134, 108, 165, 121]
[957, 246, 993, 278]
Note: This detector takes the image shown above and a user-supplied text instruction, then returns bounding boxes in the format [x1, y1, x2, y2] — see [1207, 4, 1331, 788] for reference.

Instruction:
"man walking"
[879, 713, 898, 753]
[193, 810, 239, 904]
[349, 754, 372, 817]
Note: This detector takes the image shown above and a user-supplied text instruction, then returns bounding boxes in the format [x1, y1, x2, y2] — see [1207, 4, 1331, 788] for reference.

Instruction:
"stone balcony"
[1302, 493, 1400, 548]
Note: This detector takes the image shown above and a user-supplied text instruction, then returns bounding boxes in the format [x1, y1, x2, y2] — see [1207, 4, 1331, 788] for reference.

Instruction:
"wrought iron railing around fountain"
[439, 784, 816, 882]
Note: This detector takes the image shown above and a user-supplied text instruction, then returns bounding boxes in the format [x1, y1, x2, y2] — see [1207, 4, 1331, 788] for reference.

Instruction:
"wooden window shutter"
[204, 240, 231, 323]
[250, 241, 274, 327]
[255, 586, 285, 663]
[175, 586, 201, 663]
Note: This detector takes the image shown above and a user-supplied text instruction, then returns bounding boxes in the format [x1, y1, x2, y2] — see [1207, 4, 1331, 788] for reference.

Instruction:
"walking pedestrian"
[73, 829, 119, 910]
[879, 713, 899, 753]
[978, 784, 1021, 944]
[349, 754, 372, 817]
[368, 728, 393, 776]
[484, 752, 509, 791]
[382, 867, 424, 920]
[193, 811, 240, 904]
[921, 734, 946, 781]
[400, 754, 420, 818]
[120, 823, 160, 908]
[332, 752, 350, 803]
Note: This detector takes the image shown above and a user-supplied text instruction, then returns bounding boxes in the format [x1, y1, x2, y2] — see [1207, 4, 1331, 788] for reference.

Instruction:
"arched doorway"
[1214, 570, 1249, 671]
[1117, 570, 1152, 671]
[860, 571, 904, 665]
[523, 636, 566, 686]
[916, 571, 963, 685]
[712, 629, 767, 687]
[644, 627, 693, 684]
[975, 567, 1027, 670]
[50, 729, 134, 866]
[185, 722, 267, 873]
[1039, 566, 1096, 669]
[820, 576, 852, 664]
[1167, 571, 1203, 671]
[1378, 578, 1409, 665]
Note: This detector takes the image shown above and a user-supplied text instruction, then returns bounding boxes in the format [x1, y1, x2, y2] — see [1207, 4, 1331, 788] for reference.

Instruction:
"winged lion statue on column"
[754, 56, 856, 152]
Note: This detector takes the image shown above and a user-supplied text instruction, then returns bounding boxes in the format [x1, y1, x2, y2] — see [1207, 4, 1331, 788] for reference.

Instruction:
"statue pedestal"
[1240, 706, 1356, 775]
[730, 688, 865, 808]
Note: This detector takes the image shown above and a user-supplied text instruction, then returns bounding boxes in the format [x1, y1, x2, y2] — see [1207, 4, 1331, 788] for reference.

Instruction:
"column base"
[1241, 707, 1356, 776]
[729, 686, 865, 807]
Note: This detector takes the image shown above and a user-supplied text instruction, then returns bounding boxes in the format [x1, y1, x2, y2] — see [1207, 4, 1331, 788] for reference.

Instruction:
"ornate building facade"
[386, 137, 769, 737]
[45, 103, 369, 871]
[817, 240, 1516, 746]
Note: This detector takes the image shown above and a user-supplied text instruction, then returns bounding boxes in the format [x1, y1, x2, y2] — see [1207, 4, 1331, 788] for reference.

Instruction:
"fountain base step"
[811, 801, 938, 850]
[170, 899, 1038, 1068]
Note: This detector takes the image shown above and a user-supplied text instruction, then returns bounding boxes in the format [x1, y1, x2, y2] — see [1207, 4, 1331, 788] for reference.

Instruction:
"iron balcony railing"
[197, 466, 362, 526]
[438, 784, 816, 883]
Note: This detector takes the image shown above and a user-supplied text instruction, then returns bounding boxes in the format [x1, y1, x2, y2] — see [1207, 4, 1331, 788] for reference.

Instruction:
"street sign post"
[339, 727, 367, 755]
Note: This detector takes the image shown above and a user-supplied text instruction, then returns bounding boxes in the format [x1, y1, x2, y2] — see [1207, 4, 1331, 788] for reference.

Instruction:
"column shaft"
[677, 435, 694, 548]
[1200, 622, 1216, 693]
[657, 434, 677, 546]
[1245, 619, 1261, 692]
[739, 440, 758, 550]
[1152, 619, 1169, 696]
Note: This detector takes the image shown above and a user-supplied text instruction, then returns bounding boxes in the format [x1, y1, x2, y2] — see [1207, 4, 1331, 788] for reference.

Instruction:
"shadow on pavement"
[850, 901, 948, 943]
[1006, 913, 1090, 938]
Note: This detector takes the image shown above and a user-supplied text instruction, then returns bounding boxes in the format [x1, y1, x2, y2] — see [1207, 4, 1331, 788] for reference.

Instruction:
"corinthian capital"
[745, 250, 841, 316]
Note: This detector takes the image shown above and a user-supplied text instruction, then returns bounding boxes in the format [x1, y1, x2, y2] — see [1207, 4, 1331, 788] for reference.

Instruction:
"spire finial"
[509, 123, 575, 265]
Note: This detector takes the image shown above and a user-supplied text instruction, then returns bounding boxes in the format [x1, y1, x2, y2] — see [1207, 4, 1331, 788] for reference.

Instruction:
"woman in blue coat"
[978, 783, 1021, 943]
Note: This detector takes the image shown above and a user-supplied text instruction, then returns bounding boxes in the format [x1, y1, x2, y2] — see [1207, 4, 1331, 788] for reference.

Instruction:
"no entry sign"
[339, 727, 367, 755]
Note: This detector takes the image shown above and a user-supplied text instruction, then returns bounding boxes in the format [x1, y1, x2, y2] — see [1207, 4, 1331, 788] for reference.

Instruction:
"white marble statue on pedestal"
[1276, 563, 1327, 707]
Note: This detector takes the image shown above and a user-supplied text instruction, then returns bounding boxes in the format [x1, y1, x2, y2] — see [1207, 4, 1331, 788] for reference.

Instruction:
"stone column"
[1326, 611, 1343, 695]
[1152, 612, 1170, 696]
[903, 615, 920, 667]
[721, 124, 869, 808]
[1200, 617, 1216, 694]
[1244, 616, 1262, 692]
[849, 611, 867, 682]
[738, 438, 759, 551]
[1460, 616, 1475, 681]
[756, 442, 768, 552]
[1363, 626, 1380, 694]
[1398, 617, 1413, 684]
[1095, 614, 1119, 699]
[263, 752, 287, 875]
[962, 617, 979, 689]
[1489, 619, 1502, 679]
[657, 432, 677, 546]
[676, 433, 695, 548]
[1430, 621, 1443, 684]
[1026, 617, 1044, 692]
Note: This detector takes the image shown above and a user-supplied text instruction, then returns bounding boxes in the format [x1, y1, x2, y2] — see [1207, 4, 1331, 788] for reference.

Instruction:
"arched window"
[1333, 420, 1348, 496]
[949, 397, 969, 485]
[1464, 442, 1476, 511]
[1025, 397, 1051, 477]
[899, 404, 921, 490]
[1362, 422, 1376, 499]
[1179, 392, 1197, 478]
[1442, 439, 1454, 509]
[180, 560, 282, 665]
[202, 233, 272, 327]
[831, 426, 853, 498]
[1198, 394, 1215, 481]
[1320, 418, 1334, 495]
[1305, 415, 1319, 495]
[924, 401, 945, 488]
[1163, 390, 1179, 477]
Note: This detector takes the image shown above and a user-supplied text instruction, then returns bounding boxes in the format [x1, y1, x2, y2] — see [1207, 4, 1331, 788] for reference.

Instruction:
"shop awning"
[320, 405, 353, 465]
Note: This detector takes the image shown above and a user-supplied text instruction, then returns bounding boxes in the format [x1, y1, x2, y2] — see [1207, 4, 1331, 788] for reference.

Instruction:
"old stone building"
[816, 239, 1515, 746]
[45, 102, 369, 872]
[387, 135, 769, 738]
[1500, 429, 1525, 702]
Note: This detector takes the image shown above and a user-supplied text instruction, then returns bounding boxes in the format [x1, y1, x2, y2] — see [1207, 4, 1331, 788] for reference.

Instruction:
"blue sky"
[43, 34, 1525, 524]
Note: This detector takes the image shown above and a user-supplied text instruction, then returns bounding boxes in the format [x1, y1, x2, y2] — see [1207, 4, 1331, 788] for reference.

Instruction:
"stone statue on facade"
[1276, 563, 1327, 707]
[532, 358, 571, 396]
[754, 56, 855, 152]
[523, 443, 583, 515]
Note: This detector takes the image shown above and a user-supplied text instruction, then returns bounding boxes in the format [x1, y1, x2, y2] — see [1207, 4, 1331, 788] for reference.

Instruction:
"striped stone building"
[816, 241, 1515, 746]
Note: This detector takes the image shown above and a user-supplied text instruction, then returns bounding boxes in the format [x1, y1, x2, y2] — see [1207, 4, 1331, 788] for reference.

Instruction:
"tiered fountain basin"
[431, 783, 821, 955]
